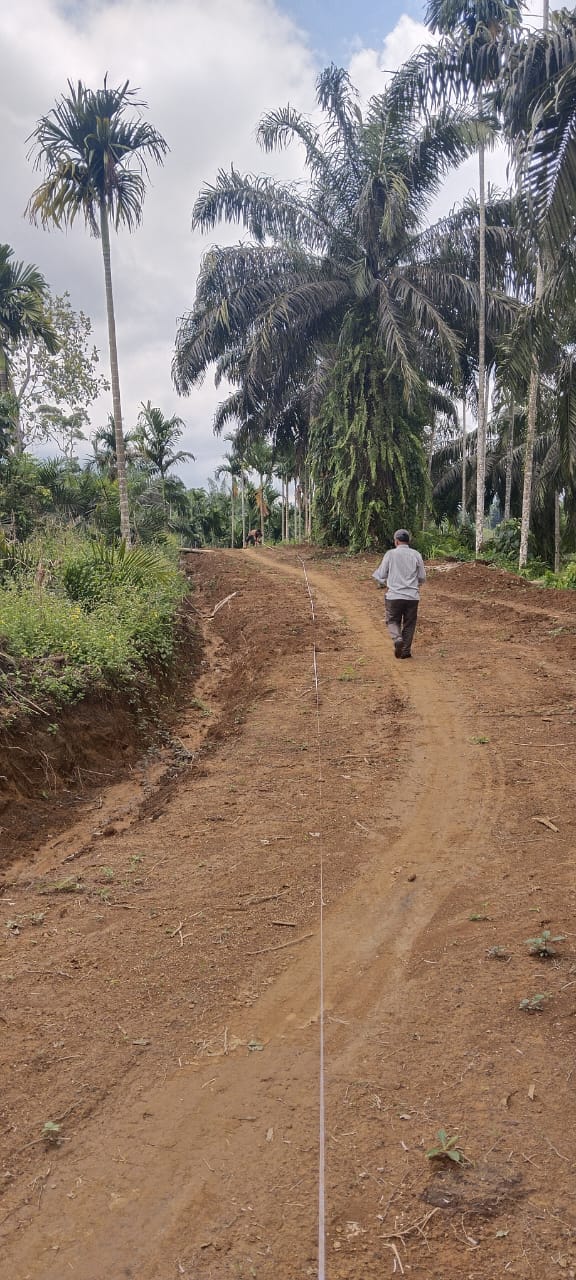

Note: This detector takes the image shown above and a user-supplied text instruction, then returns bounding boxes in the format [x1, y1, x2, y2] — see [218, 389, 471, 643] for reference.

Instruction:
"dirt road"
[2, 549, 576, 1279]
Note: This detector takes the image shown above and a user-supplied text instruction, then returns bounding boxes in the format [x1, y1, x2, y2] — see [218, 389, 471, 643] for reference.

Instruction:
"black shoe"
[394, 637, 404, 658]
[401, 652, 412, 659]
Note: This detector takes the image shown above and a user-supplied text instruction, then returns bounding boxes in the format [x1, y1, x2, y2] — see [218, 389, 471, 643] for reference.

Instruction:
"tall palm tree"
[174, 66, 515, 546]
[499, 8, 576, 565]
[0, 244, 58, 450]
[27, 79, 168, 542]
[392, 0, 523, 552]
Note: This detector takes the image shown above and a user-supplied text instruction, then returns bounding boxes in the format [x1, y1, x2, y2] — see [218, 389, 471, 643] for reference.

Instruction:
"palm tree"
[88, 414, 136, 480]
[215, 451, 241, 547]
[27, 79, 168, 542]
[0, 244, 58, 450]
[174, 66, 514, 547]
[393, 0, 523, 552]
[243, 439, 274, 542]
[501, 10, 576, 259]
[499, 8, 576, 566]
[134, 401, 193, 504]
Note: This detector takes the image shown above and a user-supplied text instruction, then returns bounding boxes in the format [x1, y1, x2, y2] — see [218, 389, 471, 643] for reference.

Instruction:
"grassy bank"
[0, 533, 188, 724]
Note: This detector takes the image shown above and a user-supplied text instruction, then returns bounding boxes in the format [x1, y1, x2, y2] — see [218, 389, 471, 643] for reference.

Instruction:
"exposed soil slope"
[1, 549, 576, 1280]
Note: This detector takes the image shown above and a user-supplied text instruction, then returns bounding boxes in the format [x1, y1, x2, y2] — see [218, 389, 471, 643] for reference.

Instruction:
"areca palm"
[215, 451, 241, 547]
[27, 79, 168, 542]
[88, 415, 136, 480]
[0, 244, 57, 450]
[174, 66, 513, 546]
[134, 402, 193, 505]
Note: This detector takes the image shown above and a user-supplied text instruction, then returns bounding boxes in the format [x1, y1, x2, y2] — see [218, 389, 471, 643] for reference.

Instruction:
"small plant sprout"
[42, 1121, 62, 1146]
[487, 945, 510, 960]
[426, 1129, 467, 1164]
[525, 929, 566, 959]
[519, 993, 551, 1013]
[469, 904, 491, 921]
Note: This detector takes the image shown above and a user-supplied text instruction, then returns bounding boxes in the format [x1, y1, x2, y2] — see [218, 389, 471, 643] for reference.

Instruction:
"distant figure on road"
[246, 528, 262, 546]
[372, 529, 426, 659]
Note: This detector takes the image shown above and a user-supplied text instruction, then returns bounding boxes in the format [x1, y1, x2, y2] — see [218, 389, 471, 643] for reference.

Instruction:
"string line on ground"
[298, 556, 326, 1280]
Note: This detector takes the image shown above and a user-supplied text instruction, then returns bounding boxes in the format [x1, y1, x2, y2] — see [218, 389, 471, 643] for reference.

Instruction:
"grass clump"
[0, 535, 187, 715]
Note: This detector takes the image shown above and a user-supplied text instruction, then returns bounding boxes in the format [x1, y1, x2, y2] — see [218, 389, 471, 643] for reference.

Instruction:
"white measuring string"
[298, 556, 326, 1280]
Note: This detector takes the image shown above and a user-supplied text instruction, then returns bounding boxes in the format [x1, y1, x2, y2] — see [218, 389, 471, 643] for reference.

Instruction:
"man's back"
[373, 545, 426, 599]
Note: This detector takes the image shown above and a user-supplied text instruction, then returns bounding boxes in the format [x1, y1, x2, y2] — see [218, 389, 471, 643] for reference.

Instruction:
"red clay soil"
[1, 548, 576, 1280]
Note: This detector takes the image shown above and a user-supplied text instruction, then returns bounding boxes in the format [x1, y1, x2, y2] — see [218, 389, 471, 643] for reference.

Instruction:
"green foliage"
[413, 524, 474, 560]
[62, 538, 176, 607]
[134, 402, 193, 481]
[426, 1129, 466, 1163]
[0, 533, 187, 715]
[560, 559, 576, 589]
[519, 993, 550, 1012]
[491, 518, 522, 559]
[42, 1121, 62, 1145]
[9, 291, 108, 452]
[310, 341, 428, 549]
[0, 530, 37, 583]
[486, 945, 510, 959]
[525, 929, 565, 958]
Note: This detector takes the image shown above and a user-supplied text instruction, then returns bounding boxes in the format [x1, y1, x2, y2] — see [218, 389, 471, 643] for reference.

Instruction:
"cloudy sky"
[0, 0, 542, 487]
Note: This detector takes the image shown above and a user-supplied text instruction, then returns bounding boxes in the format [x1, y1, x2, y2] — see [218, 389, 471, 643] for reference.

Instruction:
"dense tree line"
[4, 7, 576, 569]
[173, 2, 576, 568]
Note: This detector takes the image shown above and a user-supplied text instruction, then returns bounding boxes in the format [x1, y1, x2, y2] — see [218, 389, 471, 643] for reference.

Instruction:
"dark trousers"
[385, 598, 419, 655]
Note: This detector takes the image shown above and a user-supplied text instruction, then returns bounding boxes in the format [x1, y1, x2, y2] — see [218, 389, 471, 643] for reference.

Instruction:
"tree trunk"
[554, 490, 561, 575]
[519, 0, 551, 567]
[475, 119, 488, 556]
[99, 201, 131, 544]
[231, 484, 235, 549]
[519, 264, 544, 568]
[259, 475, 265, 541]
[241, 471, 246, 547]
[504, 397, 514, 521]
[461, 399, 467, 523]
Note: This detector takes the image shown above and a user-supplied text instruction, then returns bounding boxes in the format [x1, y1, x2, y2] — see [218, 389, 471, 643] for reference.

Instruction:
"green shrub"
[412, 525, 474, 561]
[62, 538, 176, 608]
[560, 559, 576, 589]
[0, 535, 187, 711]
[491, 519, 534, 561]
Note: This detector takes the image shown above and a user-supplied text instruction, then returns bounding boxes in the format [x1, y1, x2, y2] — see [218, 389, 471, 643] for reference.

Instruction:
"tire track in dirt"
[2, 552, 503, 1280]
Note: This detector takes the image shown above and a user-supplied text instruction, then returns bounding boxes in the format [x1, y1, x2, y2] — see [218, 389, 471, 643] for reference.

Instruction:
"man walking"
[372, 529, 426, 659]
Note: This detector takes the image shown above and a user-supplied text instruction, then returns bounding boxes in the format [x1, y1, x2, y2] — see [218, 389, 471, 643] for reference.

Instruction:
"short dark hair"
[394, 528, 410, 543]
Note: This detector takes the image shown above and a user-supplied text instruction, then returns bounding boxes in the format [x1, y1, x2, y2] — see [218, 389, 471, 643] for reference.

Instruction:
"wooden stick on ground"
[248, 932, 314, 956]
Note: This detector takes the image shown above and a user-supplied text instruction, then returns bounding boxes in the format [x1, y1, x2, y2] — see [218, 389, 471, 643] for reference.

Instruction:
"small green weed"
[525, 929, 565, 958]
[469, 904, 491, 921]
[426, 1129, 467, 1164]
[486, 945, 510, 960]
[190, 697, 212, 716]
[42, 1121, 62, 1146]
[49, 877, 83, 895]
[470, 735, 490, 745]
[519, 992, 551, 1012]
